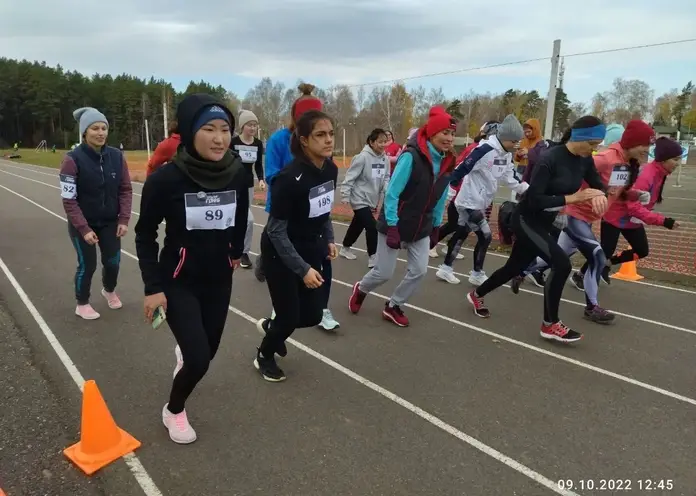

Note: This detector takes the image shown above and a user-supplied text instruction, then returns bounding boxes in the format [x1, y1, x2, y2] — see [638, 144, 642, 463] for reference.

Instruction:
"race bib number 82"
[59, 174, 77, 199]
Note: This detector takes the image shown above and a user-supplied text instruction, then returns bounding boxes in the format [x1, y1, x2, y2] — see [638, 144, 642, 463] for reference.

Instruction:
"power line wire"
[346, 38, 696, 89]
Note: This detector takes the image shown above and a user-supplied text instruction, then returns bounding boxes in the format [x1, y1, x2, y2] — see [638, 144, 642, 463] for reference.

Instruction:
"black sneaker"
[583, 305, 615, 325]
[240, 253, 252, 269]
[510, 275, 523, 294]
[569, 271, 585, 291]
[254, 350, 286, 382]
[540, 321, 583, 343]
[256, 318, 287, 357]
[525, 270, 546, 288]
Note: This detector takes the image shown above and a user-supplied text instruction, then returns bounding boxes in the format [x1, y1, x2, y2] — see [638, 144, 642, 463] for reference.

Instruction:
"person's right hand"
[569, 188, 605, 204]
[303, 267, 324, 289]
[144, 292, 167, 323]
[83, 231, 99, 245]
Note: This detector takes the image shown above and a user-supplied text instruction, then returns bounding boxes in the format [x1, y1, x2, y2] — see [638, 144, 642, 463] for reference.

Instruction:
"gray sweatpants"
[358, 233, 430, 307]
[244, 186, 254, 254]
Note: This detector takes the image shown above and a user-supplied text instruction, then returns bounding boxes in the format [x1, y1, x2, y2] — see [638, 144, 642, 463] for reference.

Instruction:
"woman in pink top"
[594, 137, 681, 271]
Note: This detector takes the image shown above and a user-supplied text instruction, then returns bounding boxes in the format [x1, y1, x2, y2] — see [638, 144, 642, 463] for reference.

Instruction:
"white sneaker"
[441, 247, 464, 260]
[75, 304, 100, 320]
[368, 254, 377, 268]
[339, 246, 357, 260]
[435, 265, 461, 284]
[318, 309, 340, 330]
[429, 247, 439, 258]
[271, 308, 276, 320]
[162, 404, 197, 444]
[468, 270, 488, 286]
[173, 345, 183, 379]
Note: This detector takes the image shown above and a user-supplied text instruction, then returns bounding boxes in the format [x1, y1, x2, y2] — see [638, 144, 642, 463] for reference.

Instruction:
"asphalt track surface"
[1, 160, 696, 496]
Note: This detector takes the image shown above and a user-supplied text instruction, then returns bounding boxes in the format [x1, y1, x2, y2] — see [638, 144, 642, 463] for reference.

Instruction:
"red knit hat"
[425, 106, 457, 139]
[292, 83, 323, 120]
[620, 120, 655, 149]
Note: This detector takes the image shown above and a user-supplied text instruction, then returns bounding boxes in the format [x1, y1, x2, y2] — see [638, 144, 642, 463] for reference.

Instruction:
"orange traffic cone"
[610, 250, 644, 282]
[1, 488, 6, 496]
[64, 380, 141, 475]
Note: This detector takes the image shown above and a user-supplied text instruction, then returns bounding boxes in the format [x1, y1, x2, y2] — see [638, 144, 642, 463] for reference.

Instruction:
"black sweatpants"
[68, 221, 121, 305]
[165, 279, 232, 414]
[475, 212, 572, 323]
[342, 207, 378, 255]
[259, 246, 324, 358]
[579, 221, 649, 276]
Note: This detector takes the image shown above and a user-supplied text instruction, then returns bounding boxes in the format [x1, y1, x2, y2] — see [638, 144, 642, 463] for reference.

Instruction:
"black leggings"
[68, 221, 121, 304]
[437, 201, 460, 242]
[579, 221, 649, 275]
[444, 209, 492, 271]
[165, 280, 232, 414]
[259, 243, 324, 358]
[476, 212, 572, 323]
[343, 207, 377, 255]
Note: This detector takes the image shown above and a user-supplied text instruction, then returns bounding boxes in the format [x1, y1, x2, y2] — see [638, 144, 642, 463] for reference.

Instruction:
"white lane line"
[0, 247, 162, 496]
[5, 161, 696, 297]
[0, 183, 577, 496]
[3, 167, 696, 333]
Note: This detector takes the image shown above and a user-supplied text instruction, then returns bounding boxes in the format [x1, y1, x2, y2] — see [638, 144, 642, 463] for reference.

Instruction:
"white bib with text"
[235, 144, 258, 163]
[60, 174, 77, 200]
[609, 165, 630, 187]
[184, 190, 237, 230]
[371, 162, 386, 181]
[492, 158, 507, 178]
[309, 180, 335, 218]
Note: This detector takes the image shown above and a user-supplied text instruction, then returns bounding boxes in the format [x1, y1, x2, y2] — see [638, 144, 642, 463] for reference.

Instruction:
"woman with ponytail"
[466, 116, 608, 343]
[255, 83, 340, 331]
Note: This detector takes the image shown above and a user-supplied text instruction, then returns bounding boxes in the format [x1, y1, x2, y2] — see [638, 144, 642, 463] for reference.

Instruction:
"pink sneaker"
[173, 345, 183, 379]
[101, 288, 123, 309]
[162, 404, 197, 444]
[75, 304, 100, 320]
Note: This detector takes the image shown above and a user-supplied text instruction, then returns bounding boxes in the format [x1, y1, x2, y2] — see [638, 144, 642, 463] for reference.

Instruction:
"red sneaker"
[540, 321, 583, 343]
[382, 303, 409, 327]
[466, 291, 490, 318]
[348, 282, 367, 314]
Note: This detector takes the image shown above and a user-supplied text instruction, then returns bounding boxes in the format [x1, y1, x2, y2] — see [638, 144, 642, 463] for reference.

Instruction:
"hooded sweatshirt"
[340, 144, 390, 209]
[134, 94, 249, 295]
[516, 118, 542, 167]
[147, 133, 181, 176]
[602, 160, 669, 229]
[451, 135, 529, 211]
[263, 127, 294, 212]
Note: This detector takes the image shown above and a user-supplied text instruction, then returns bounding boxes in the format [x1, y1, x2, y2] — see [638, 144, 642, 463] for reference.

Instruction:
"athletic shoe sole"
[466, 292, 490, 318]
[540, 332, 583, 343]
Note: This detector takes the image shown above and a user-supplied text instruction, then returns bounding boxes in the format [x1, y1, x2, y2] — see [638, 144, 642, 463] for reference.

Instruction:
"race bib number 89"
[309, 180, 335, 218]
[609, 165, 630, 187]
[59, 174, 77, 200]
[184, 191, 237, 230]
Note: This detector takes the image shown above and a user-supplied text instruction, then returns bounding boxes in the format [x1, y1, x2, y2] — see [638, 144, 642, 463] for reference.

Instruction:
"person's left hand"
[591, 195, 608, 216]
[259, 180, 267, 191]
[116, 224, 128, 237]
[327, 243, 338, 260]
[230, 258, 241, 269]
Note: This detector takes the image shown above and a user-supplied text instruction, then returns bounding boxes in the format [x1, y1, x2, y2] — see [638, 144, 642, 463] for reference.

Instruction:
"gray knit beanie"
[73, 107, 108, 137]
[497, 114, 524, 142]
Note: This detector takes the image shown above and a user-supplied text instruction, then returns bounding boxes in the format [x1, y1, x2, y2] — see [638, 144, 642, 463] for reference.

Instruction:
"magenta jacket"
[603, 161, 668, 229]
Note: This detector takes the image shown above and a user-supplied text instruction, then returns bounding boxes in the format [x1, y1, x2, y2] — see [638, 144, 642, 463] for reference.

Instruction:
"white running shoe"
[435, 265, 461, 284]
[429, 247, 439, 258]
[173, 345, 183, 379]
[339, 246, 357, 260]
[75, 304, 100, 320]
[318, 309, 340, 331]
[368, 254, 377, 268]
[468, 270, 488, 286]
[162, 404, 197, 444]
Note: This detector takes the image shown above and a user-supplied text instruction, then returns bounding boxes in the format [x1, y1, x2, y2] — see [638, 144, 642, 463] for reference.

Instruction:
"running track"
[1, 160, 695, 496]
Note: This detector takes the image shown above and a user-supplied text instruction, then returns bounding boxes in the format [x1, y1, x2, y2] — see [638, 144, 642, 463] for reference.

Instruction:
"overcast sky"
[2, 0, 695, 104]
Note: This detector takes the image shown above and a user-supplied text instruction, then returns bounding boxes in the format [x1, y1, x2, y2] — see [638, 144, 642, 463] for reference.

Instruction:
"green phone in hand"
[152, 306, 166, 330]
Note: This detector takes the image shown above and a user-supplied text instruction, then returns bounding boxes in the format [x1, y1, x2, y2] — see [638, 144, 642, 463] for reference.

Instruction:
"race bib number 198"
[184, 191, 237, 230]
[609, 165, 630, 187]
[59, 174, 77, 199]
[308, 180, 335, 218]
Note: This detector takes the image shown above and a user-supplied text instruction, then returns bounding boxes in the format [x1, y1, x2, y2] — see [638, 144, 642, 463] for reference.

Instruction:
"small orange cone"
[64, 380, 141, 475]
[1, 488, 7, 496]
[610, 250, 644, 282]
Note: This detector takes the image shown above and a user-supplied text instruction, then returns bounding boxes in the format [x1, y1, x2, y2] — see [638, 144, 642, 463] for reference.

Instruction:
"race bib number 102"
[308, 180, 335, 218]
[59, 174, 77, 199]
[609, 164, 630, 187]
[184, 190, 237, 230]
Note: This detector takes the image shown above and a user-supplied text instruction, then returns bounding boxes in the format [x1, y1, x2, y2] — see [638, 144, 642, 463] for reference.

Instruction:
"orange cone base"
[63, 427, 141, 476]
[610, 272, 644, 281]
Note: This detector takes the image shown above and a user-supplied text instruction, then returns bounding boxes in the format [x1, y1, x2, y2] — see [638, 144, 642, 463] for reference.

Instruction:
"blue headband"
[569, 124, 606, 142]
[193, 105, 231, 134]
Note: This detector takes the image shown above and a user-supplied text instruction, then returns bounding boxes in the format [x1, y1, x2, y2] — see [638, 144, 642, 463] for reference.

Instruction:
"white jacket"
[453, 135, 529, 211]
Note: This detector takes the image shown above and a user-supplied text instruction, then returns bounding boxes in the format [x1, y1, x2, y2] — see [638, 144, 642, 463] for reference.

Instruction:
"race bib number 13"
[609, 165, 630, 187]
[184, 190, 237, 230]
[59, 174, 77, 199]
[309, 180, 335, 218]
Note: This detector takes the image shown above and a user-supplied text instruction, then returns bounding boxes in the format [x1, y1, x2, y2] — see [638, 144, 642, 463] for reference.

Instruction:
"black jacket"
[376, 131, 455, 242]
[134, 163, 249, 295]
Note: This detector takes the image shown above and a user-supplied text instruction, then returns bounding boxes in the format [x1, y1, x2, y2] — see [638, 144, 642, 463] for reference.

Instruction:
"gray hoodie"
[340, 144, 390, 210]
